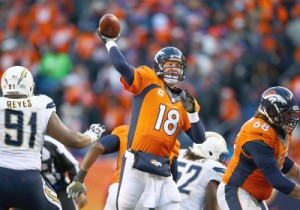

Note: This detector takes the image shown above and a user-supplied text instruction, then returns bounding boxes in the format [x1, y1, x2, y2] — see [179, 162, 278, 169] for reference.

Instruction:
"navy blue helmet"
[258, 86, 299, 133]
[153, 46, 186, 82]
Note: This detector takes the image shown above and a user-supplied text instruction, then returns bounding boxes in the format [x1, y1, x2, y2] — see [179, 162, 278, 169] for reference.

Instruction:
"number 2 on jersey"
[5, 109, 37, 148]
[177, 162, 202, 195]
[154, 104, 180, 135]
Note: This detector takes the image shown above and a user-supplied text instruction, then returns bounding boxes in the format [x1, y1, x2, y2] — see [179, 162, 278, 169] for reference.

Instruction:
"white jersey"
[177, 158, 226, 210]
[0, 95, 56, 170]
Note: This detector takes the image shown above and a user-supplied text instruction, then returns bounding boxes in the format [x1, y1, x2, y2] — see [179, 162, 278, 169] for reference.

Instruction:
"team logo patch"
[150, 159, 162, 167]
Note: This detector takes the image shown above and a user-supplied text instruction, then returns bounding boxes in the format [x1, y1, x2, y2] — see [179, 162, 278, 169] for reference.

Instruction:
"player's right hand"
[180, 89, 196, 113]
[67, 181, 86, 199]
[84, 124, 105, 143]
[97, 29, 120, 43]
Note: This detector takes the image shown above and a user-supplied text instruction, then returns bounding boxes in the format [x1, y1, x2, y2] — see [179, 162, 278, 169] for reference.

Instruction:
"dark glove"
[97, 29, 120, 43]
[180, 89, 196, 113]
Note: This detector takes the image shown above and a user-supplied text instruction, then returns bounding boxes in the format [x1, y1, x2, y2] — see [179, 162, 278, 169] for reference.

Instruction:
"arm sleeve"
[185, 119, 206, 144]
[109, 46, 134, 85]
[171, 157, 178, 182]
[244, 141, 296, 195]
[98, 134, 120, 154]
[281, 156, 295, 174]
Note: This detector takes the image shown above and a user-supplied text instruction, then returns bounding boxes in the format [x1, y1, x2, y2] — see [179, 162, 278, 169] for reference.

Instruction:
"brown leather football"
[98, 14, 120, 38]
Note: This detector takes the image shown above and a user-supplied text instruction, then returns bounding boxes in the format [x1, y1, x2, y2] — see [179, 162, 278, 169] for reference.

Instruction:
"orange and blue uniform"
[110, 124, 181, 183]
[103, 125, 181, 210]
[121, 66, 199, 157]
[110, 125, 129, 184]
[106, 41, 205, 209]
[222, 117, 292, 200]
[218, 117, 296, 210]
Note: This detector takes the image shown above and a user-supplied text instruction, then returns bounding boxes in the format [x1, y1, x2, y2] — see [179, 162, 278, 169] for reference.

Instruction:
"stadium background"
[1, 0, 300, 209]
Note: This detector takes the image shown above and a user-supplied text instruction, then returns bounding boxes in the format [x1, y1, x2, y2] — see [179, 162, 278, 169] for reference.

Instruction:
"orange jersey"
[111, 125, 129, 183]
[111, 125, 180, 183]
[120, 66, 198, 157]
[222, 117, 291, 200]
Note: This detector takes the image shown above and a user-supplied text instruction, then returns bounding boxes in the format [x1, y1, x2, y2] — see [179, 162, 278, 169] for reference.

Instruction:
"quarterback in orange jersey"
[217, 86, 300, 210]
[98, 27, 206, 210]
[66, 125, 181, 210]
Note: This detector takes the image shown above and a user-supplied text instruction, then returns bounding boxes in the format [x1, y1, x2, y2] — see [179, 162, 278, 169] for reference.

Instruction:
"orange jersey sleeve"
[120, 66, 193, 157]
[222, 117, 291, 200]
[111, 125, 129, 183]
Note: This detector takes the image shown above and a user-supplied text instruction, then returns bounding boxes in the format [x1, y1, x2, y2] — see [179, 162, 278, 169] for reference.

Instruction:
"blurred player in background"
[98, 21, 206, 209]
[66, 124, 180, 210]
[218, 86, 300, 209]
[0, 66, 105, 210]
[41, 135, 87, 209]
[67, 124, 129, 210]
[177, 131, 228, 210]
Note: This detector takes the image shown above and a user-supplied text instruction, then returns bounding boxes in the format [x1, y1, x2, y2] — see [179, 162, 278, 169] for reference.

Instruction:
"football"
[98, 14, 120, 38]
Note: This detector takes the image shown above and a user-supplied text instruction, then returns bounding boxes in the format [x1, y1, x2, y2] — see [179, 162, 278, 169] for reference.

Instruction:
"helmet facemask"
[258, 86, 299, 134]
[277, 109, 299, 133]
[161, 59, 185, 85]
[153, 47, 186, 85]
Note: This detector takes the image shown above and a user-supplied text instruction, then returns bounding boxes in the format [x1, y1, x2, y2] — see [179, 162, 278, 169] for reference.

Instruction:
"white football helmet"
[1, 66, 35, 97]
[190, 131, 228, 162]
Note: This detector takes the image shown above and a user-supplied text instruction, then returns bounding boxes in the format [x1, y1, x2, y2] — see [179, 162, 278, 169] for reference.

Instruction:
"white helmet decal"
[263, 94, 287, 105]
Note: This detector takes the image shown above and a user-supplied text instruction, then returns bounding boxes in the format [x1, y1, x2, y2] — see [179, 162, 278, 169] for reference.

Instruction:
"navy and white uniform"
[177, 158, 226, 210]
[0, 95, 62, 210]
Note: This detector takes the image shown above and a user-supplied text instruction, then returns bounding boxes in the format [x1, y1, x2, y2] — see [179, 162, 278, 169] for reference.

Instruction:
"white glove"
[97, 29, 120, 43]
[66, 181, 86, 199]
[84, 124, 105, 143]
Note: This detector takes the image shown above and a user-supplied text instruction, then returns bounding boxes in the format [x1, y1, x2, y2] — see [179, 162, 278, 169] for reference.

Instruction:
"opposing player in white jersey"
[177, 132, 228, 210]
[0, 66, 105, 210]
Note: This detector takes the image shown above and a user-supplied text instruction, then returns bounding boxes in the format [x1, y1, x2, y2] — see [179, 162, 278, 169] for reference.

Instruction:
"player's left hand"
[76, 192, 88, 209]
[180, 89, 196, 113]
[66, 181, 86, 199]
[84, 124, 105, 143]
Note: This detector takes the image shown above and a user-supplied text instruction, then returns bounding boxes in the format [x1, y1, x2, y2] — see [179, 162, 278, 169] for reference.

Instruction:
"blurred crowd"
[1, 0, 300, 159]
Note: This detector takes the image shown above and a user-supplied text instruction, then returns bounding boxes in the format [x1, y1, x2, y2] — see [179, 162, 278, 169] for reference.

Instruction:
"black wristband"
[74, 169, 88, 183]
